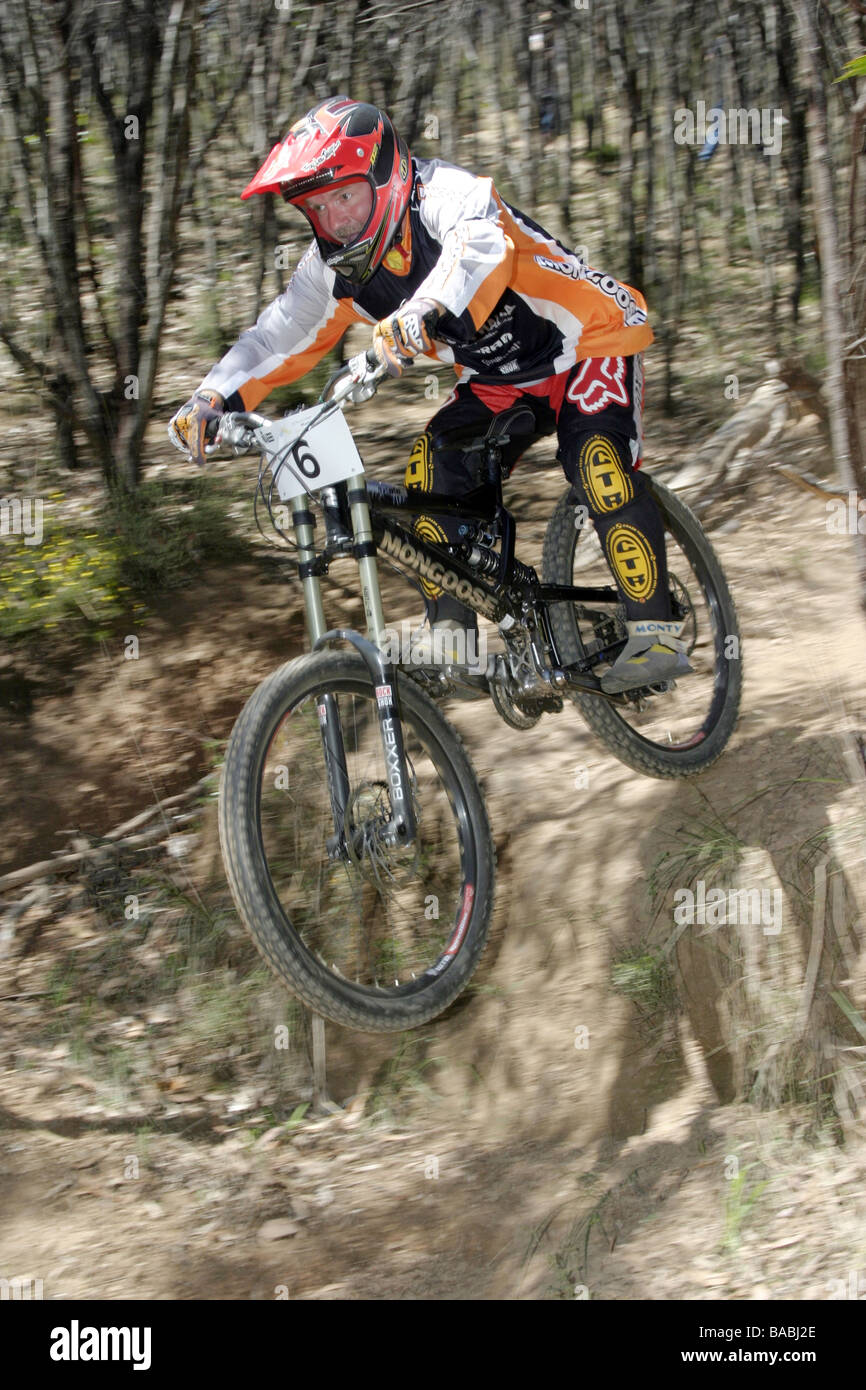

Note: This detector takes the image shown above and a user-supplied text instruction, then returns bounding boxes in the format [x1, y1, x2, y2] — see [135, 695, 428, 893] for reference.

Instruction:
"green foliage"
[585, 143, 620, 167]
[0, 478, 250, 644]
[181, 968, 275, 1052]
[723, 1163, 768, 1253]
[649, 818, 745, 903]
[107, 476, 249, 594]
[364, 1033, 438, 1122]
[610, 946, 677, 1015]
[835, 55, 866, 82]
[0, 503, 133, 640]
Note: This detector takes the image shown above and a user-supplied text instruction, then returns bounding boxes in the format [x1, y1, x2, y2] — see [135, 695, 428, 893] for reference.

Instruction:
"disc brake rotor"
[344, 779, 419, 889]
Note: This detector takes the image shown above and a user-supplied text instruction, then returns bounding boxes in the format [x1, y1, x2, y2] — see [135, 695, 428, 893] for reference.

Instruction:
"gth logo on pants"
[405, 431, 433, 491]
[605, 522, 658, 601]
[577, 435, 634, 513]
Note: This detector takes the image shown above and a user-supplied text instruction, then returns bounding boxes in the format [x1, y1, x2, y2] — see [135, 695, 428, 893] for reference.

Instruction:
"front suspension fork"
[292, 487, 417, 851]
[314, 630, 417, 849]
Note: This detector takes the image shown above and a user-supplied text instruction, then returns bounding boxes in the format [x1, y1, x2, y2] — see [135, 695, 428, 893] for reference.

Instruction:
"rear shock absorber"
[465, 542, 500, 577]
[466, 542, 537, 590]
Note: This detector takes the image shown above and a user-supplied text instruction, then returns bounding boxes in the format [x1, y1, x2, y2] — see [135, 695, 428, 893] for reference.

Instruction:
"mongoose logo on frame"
[605, 523, 658, 601]
[378, 530, 498, 619]
[578, 435, 634, 513]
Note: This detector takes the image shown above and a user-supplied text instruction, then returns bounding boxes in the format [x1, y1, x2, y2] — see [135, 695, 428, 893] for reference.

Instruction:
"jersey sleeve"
[412, 161, 515, 335]
[199, 245, 363, 410]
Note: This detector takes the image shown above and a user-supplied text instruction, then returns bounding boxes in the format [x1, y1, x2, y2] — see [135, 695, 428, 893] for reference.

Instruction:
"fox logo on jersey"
[567, 357, 630, 414]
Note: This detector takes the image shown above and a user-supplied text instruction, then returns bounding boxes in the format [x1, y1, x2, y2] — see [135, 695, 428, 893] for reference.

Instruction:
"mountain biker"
[168, 96, 691, 693]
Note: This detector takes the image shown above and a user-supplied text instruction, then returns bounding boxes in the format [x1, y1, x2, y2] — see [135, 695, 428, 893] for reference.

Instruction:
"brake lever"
[208, 411, 263, 456]
[323, 348, 388, 406]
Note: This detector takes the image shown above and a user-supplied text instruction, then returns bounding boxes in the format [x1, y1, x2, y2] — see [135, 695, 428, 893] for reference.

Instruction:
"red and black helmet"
[241, 96, 413, 285]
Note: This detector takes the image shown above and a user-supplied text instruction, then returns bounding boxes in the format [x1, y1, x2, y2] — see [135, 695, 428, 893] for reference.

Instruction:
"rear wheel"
[542, 477, 742, 777]
[219, 650, 495, 1031]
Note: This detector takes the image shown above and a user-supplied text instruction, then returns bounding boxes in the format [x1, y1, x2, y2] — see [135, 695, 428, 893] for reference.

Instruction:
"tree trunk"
[791, 0, 866, 614]
[552, 23, 574, 243]
[845, 86, 866, 500]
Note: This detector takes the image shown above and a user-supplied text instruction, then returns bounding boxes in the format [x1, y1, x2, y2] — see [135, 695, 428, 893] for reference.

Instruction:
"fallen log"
[0, 777, 213, 892]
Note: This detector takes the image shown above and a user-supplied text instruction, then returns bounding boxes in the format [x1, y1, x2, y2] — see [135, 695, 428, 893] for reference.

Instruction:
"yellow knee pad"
[577, 434, 634, 514]
[604, 522, 658, 602]
[405, 431, 434, 493]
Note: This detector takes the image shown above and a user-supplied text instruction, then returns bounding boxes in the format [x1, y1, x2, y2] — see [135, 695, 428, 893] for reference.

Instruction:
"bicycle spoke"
[257, 688, 468, 989]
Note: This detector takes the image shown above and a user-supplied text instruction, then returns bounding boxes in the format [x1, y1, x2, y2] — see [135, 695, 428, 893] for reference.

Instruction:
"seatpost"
[484, 442, 500, 489]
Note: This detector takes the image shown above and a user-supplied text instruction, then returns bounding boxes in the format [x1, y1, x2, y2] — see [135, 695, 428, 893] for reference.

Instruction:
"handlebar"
[321, 347, 386, 403]
[207, 347, 388, 456]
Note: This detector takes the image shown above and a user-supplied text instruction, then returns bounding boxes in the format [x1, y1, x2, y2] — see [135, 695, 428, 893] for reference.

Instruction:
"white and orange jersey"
[200, 157, 653, 411]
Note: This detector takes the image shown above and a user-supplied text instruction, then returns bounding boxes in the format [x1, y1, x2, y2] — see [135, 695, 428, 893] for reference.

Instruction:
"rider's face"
[297, 181, 374, 245]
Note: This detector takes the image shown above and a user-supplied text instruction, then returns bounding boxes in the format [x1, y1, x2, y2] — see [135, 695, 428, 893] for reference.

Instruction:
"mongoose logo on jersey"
[534, 255, 647, 327]
[378, 529, 499, 618]
[578, 435, 634, 512]
[605, 523, 658, 601]
[567, 356, 630, 414]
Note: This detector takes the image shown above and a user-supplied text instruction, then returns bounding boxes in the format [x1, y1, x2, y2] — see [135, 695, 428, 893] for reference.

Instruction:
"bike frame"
[293, 471, 623, 694]
[217, 366, 635, 857]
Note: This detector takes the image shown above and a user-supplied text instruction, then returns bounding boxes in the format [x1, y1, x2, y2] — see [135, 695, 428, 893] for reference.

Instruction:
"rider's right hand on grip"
[167, 389, 225, 466]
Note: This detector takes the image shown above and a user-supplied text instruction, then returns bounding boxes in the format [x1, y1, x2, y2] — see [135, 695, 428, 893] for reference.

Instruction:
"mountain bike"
[213, 350, 741, 1031]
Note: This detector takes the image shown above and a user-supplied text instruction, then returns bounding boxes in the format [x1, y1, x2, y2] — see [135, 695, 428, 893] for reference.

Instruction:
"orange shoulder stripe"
[238, 299, 361, 410]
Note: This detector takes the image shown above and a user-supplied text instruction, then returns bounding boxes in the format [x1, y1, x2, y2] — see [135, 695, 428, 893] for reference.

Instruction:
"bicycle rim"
[256, 676, 479, 996]
[569, 513, 733, 753]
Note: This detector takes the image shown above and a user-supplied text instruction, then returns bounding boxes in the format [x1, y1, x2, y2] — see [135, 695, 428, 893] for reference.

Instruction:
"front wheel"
[542, 477, 742, 777]
[218, 650, 495, 1031]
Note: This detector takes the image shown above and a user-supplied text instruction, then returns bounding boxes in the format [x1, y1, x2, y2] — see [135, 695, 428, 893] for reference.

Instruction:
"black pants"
[405, 354, 671, 626]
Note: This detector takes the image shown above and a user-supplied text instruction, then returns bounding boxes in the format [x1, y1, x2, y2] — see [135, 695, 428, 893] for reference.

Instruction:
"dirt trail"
[2, 423, 866, 1300]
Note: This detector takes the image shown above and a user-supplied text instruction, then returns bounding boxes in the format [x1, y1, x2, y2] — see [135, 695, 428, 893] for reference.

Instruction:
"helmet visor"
[290, 179, 374, 246]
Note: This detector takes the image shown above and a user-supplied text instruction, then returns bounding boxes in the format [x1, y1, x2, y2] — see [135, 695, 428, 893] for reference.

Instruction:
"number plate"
[261, 407, 364, 500]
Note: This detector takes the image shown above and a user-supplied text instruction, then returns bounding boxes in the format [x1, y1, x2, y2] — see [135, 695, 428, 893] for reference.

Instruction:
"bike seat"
[485, 405, 537, 444]
[434, 404, 538, 454]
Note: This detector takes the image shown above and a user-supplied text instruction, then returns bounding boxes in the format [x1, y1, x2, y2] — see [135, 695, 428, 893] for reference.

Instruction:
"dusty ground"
[2, 367, 866, 1299]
